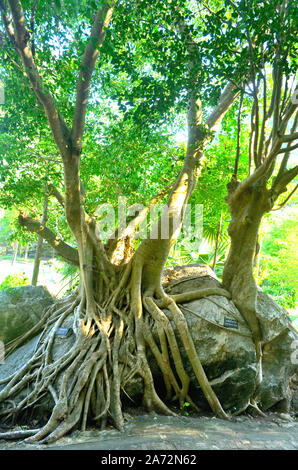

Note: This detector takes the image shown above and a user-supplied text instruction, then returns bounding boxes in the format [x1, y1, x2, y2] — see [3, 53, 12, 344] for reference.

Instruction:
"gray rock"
[254, 289, 298, 412]
[157, 265, 298, 413]
[0, 265, 297, 418]
[0, 286, 55, 345]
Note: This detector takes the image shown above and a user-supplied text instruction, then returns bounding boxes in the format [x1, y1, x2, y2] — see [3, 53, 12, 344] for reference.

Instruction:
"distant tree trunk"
[31, 190, 48, 286]
[24, 245, 29, 261]
[212, 212, 222, 271]
[31, 238, 43, 286]
[11, 241, 18, 266]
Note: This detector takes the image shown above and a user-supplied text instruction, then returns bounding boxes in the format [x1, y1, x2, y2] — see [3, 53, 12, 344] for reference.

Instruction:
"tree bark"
[11, 240, 18, 266]
[31, 236, 43, 286]
[24, 244, 29, 261]
[31, 189, 48, 286]
[212, 212, 222, 271]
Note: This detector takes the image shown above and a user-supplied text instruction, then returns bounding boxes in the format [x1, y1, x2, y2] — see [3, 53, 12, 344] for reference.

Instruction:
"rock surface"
[0, 413, 297, 450]
[0, 265, 297, 417]
[0, 286, 54, 345]
[160, 264, 298, 413]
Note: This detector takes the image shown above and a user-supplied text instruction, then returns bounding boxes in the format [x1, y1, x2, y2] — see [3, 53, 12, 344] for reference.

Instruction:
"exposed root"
[171, 287, 231, 304]
[248, 398, 266, 417]
[0, 267, 232, 444]
[0, 429, 40, 440]
[232, 397, 266, 418]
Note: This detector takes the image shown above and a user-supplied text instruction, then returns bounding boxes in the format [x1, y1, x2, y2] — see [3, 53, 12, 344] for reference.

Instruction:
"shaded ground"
[0, 413, 297, 450]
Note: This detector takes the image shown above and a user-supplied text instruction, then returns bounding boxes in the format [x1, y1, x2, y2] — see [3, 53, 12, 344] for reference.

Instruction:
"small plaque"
[224, 317, 239, 329]
[56, 327, 71, 337]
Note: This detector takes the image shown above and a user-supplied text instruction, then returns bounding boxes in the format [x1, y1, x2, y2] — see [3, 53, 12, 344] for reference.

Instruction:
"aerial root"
[162, 295, 228, 419]
[143, 295, 228, 419]
[0, 277, 234, 445]
[0, 429, 41, 440]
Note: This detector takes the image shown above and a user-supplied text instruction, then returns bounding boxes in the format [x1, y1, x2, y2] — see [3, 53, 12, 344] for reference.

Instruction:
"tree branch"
[6, 0, 71, 157]
[18, 213, 79, 266]
[270, 165, 298, 200]
[277, 142, 298, 154]
[71, 1, 117, 152]
[233, 89, 297, 199]
[280, 132, 298, 142]
[48, 184, 65, 208]
[0, 0, 16, 45]
[206, 81, 241, 132]
[234, 93, 243, 177]
[273, 114, 297, 185]
[271, 184, 298, 211]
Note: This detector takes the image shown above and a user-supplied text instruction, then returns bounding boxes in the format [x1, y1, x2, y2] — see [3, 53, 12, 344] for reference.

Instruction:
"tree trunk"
[31, 237, 43, 286]
[222, 179, 272, 387]
[24, 245, 29, 262]
[11, 241, 18, 266]
[255, 234, 262, 284]
[31, 190, 48, 286]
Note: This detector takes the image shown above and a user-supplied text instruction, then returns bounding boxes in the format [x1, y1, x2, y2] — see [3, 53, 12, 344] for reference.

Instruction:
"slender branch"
[71, 1, 117, 152]
[271, 184, 298, 211]
[271, 65, 283, 139]
[6, 0, 71, 157]
[280, 132, 298, 142]
[234, 93, 243, 176]
[0, 0, 16, 45]
[233, 92, 297, 199]
[29, 0, 38, 57]
[277, 143, 298, 154]
[18, 213, 79, 266]
[256, 71, 267, 164]
[207, 82, 241, 132]
[272, 114, 297, 187]
[270, 165, 298, 205]
[48, 184, 65, 208]
[252, 79, 260, 168]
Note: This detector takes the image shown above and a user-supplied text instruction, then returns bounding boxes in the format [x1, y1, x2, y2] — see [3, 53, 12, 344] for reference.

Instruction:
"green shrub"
[0, 272, 29, 290]
[261, 279, 296, 309]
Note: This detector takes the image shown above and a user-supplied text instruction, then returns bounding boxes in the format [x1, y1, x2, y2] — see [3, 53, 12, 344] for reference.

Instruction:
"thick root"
[0, 271, 231, 444]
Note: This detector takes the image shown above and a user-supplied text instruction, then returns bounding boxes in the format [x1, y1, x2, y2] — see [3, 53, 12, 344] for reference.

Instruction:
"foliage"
[261, 279, 296, 309]
[0, 272, 29, 290]
[0, 0, 296, 282]
[258, 204, 298, 308]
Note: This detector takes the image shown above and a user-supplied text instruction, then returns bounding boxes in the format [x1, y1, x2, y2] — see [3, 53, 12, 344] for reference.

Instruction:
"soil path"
[0, 413, 297, 450]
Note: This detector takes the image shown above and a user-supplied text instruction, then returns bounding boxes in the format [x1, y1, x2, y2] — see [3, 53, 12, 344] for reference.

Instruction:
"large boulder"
[0, 265, 297, 417]
[0, 285, 55, 345]
[158, 264, 298, 413]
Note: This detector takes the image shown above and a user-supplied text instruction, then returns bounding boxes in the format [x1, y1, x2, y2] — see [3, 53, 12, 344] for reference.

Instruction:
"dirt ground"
[0, 412, 297, 451]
